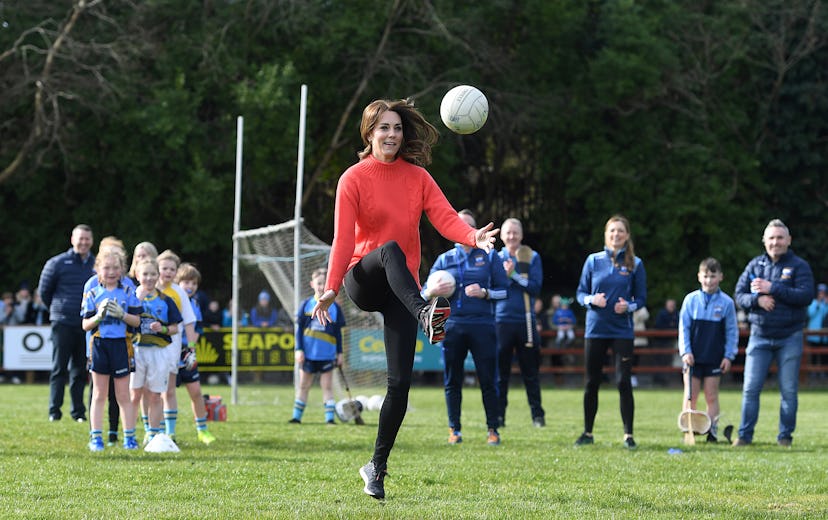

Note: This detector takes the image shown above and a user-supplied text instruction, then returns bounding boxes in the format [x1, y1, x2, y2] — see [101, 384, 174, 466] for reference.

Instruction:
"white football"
[367, 394, 385, 411]
[426, 269, 456, 298]
[440, 85, 489, 134]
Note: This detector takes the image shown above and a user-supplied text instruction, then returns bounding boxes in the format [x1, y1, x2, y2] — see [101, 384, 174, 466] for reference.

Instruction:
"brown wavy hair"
[605, 214, 636, 272]
[358, 98, 439, 167]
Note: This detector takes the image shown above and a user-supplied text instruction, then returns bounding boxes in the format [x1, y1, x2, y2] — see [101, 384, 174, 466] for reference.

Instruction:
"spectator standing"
[250, 291, 278, 327]
[678, 258, 739, 443]
[203, 300, 223, 330]
[423, 209, 509, 446]
[1, 292, 17, 325]
[495, 217, 545, 428]
[575, 215, 647, 449]
[806, 283, 828, 378]
[39, 224, 95, 422]
[732, 219, 814, 447]
[290, 269, 345, 425]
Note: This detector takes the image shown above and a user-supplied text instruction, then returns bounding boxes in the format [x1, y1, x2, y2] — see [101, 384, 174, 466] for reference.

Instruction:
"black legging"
[343, 241, 426, 472]
[583, 337, 635, 435]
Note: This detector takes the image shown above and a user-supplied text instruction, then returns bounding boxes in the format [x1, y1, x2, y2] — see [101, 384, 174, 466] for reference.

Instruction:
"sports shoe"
[706, 432, 718, 443]
[288, 418, 301, 424]
[533, 416, 546, 428]
[487, 429, 501, 446]
[777, 437, 792, 447]
[732, 437, 750, 447]
[574, 432, 594, 446]
[123, 437, 139, 450]
[108, 433, 119, 446]
[448, 428, 462, 445]
[623, 437, 637, 450]
[88, 437, 104, 452]
[419, 297, 450, 344]
[722, 425, 734, 444]
[326, 420, 336, 426]
[198, 430, 217, 445]
[359, 461, 387, 500]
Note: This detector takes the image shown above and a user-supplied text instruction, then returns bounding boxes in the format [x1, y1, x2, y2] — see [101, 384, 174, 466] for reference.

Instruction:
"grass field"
[0, 382, 825, 519]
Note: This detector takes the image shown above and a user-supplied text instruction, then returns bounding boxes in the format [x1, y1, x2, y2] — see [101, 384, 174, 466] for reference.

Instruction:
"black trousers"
[344, 241, 426, 471]
[496, 321, 545, 422]
[583, 337, 635, 435]
[48, 322, 88, 419]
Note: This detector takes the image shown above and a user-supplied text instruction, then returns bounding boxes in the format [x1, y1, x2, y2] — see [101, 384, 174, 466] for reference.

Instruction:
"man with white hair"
[733, 219, 814, 447]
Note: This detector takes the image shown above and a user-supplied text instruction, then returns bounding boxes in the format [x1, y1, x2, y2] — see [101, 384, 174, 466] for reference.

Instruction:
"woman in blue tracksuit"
[423, 210, 509, 446]
[575, 215, 646, 449]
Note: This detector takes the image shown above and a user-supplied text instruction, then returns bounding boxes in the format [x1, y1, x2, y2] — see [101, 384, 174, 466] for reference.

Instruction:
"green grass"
[1, 383, 826, 519]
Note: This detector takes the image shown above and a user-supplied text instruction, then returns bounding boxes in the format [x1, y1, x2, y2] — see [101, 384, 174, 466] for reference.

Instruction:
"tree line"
[1, 0, 826, 309]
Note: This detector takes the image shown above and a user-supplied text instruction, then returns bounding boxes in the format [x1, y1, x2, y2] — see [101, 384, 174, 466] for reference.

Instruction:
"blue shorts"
[302, 359, 335, 374]
[684, 363, 722, 379]
[90, 336, 131, 378]
[176, 367, 200, 387]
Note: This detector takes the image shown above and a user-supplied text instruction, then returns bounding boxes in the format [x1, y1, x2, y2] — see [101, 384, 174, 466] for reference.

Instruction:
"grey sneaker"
[574, 432, 594, 446]
[732, 437, 750, 447]
[533, 416, 545, 428]
[359, 461, 387, 499]
[777, 437, 792, 447]
[419, 297, 450, 344]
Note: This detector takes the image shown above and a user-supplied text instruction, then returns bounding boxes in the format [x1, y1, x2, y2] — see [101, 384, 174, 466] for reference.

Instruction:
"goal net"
[236, 220, 388, 414]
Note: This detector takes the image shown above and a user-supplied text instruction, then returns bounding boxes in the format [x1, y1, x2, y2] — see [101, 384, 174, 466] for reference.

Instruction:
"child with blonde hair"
[81, 248, 142, 451]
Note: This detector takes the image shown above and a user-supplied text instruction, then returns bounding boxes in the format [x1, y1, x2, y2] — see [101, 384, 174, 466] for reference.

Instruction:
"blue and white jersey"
[82, 281, 141, 339]
[135, 291, 182, 347]
[678, 288, 739, 364]
[295, 296, 345, 361]
[425, 244, 509, 324]
[576, 247, 647, 339]
[494, 246, 543, 324]
[182, 296, 203, 347]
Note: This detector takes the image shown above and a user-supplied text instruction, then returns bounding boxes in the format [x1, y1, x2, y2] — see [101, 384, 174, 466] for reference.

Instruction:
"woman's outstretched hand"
[475, 222, 499, 252]
[311, 289, 337, 326]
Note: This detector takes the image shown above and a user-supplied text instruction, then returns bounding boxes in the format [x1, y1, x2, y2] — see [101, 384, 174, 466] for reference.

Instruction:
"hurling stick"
[337, 364, 365, 425]
[683, 366, 696, 446]
[516, 245, 534, 348]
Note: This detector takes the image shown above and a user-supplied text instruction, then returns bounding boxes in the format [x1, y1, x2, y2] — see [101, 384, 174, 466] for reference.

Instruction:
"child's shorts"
[302, 359, 336, 374]
[131, 346, 170, 393]
[683, 362, 723, 379]
[176, 366, 200, 387]
[90, 337, 131, 378]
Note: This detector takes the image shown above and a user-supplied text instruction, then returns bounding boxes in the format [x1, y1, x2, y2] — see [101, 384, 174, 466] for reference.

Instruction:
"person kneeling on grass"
[678, 257, 738, 443]
[291, 268, 345, 424]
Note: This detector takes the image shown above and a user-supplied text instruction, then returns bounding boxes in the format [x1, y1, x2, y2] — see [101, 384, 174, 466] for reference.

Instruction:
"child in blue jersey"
[130, 258, 181, 444]
[81, 249, 143, 452]
[83, 237, 134, 446]
[424, 209, 509, 446]
[291, 269, 345, 424]
[552, 298, 577, 346]
[156, 250, 198, 441]
[678, 257, 738, 442]
[174, 263, 217, 444]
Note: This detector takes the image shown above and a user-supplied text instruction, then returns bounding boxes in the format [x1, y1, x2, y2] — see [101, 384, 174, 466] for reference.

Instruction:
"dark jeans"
[49, 322, 88, 419]
[344, 241, 426, 472]
[443, 321, 500, 431]
[583, 337, 635, 435]
[496, 321, 544, 422]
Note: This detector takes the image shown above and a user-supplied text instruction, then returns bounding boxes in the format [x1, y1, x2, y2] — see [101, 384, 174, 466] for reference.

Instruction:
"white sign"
[2, 326, 53, 370]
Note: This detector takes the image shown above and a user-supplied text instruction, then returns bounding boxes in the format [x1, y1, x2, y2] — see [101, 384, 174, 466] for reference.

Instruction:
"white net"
[236, 220, 388, 405]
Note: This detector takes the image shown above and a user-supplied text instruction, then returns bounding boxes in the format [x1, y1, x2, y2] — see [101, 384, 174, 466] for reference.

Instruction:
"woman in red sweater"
[312, 98, 498, 500]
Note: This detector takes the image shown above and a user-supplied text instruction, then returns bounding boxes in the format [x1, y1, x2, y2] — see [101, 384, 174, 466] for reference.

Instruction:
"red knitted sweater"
[325, 155, 477, 293]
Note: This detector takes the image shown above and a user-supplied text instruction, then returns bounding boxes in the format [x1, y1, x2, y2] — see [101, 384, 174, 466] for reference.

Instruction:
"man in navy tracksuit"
[424, 210, 510, 445]
[38, 224, 95, 422]
[495, 218, 545, 427]
[733, 219, 813, 447]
